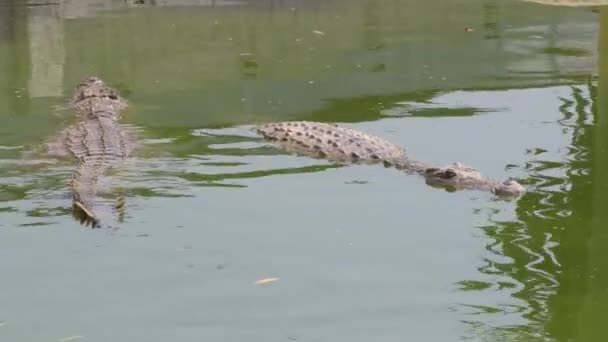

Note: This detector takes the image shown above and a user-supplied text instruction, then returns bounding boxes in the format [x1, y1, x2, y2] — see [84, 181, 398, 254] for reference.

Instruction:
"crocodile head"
[423, 163, 481, 186]
[71, 76, 127, 117]
[423, 162, 525, 198]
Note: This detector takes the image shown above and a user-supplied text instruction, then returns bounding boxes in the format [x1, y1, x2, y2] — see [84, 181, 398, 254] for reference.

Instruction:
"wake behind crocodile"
[256, 121, 525, 198]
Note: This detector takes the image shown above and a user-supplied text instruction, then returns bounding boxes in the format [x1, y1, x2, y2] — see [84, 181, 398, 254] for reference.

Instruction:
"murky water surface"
[1, 1, 607, 341]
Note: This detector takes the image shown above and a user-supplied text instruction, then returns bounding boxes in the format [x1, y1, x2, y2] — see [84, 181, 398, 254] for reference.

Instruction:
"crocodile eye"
[441, 169, 457, 179]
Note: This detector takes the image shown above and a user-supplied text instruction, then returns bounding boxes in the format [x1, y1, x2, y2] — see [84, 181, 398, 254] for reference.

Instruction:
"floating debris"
[312, 30, 326, 36]
[254, 277, 280, 285]
[345, 180, 369, 185]
[59, 336, 84, 342]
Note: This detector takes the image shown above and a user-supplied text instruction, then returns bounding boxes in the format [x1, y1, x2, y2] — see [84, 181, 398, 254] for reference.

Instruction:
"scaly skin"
[254, 121, 407, 165]
[256, 121, 526, 198]
[47, 76, 135, 228]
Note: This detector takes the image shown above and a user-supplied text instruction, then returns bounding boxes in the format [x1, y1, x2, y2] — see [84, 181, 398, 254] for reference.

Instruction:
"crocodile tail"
[70, 153, 107, 228]
[72, 201, 101, 228]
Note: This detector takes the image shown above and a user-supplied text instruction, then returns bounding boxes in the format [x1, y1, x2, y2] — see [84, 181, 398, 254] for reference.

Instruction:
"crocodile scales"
[256, 121, 525, 198]
[46, 76, 136, 228]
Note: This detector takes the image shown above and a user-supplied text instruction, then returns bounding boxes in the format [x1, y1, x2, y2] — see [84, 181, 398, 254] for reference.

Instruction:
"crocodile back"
[67, 116, 129, 164]
[67, 116, 134, 228]
[257, 121, 407, 165]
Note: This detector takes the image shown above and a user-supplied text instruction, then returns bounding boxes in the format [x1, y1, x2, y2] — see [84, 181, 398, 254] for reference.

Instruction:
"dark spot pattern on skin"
[296, 132, 302, 136]
[371, 154, 379, 159]
[316, 138, 322, 143]
[332, 142, 339, 148]
[334, 134, 340, 138]
[312, 127, 318, 130]
[327, 139, 333, 144]
[318, 151, 327, 158]
[351, 152, 359, 159]
[383, 161, 393, 167]
[338, 149, 346, 155]
[281, 138, 288, 142]
[313, 145, 321, 150]
[366, 148, 374, 153]
[309, 134, 316, 140]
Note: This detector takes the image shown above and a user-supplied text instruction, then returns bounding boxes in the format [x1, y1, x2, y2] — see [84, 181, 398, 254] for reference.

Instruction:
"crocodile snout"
[493, 178, 526, 197]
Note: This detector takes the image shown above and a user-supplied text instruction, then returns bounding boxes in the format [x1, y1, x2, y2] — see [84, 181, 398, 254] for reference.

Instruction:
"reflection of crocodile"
[256, 121, 526, 198]
[46, 76, 136, 228]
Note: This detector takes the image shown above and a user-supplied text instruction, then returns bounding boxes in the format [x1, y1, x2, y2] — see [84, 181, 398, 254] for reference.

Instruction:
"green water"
[1, 1, 607, 341]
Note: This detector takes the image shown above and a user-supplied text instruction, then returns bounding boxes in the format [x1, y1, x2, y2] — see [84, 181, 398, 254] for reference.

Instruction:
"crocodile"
[46, 76, 136, 228]
[255, 121, 526, 198]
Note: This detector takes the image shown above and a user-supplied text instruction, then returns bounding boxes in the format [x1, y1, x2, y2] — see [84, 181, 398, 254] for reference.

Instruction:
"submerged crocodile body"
[47, 76, 135, 227]
[256, 121, 525, 198]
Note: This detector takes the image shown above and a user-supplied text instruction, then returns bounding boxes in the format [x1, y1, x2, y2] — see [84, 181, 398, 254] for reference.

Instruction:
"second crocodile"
[46, 76, 136, 227]
[256, 121, 525, 198]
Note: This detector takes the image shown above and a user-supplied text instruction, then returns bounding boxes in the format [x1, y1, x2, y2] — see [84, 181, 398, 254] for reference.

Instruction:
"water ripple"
[458, 81, 598, 340]
[0, 124, 345, 226]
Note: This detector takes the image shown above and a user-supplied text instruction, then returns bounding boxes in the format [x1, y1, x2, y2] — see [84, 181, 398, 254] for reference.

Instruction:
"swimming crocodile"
[46, 76, 136, 228]
[255, 121, 526, 198]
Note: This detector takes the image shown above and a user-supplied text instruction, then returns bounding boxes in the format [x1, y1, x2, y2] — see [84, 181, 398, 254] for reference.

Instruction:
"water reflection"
[0, 0, 599, 128]
[460, 77, 601, 342]
[571, 7, 608, 341]
[27, 4, 64, 97]
[459, 6, 608, 340]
